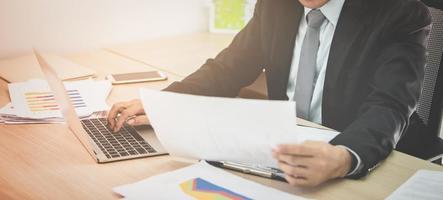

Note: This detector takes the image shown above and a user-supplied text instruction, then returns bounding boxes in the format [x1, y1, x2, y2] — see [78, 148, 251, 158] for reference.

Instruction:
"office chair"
[396, 2, 443, 164]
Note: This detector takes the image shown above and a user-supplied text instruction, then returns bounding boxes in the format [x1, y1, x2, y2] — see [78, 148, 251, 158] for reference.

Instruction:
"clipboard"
[206, 120, 334, 182]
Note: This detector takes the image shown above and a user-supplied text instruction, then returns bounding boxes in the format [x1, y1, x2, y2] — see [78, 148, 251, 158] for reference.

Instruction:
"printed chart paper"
[180, 178, 253, 200]
[2, 79, 111, 124]
[114, 161, 304, 200]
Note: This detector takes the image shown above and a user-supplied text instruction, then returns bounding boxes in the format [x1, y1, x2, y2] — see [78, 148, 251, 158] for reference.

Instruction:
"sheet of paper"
[0, 103, 107, 124]
[8, 79, 111, 119]
[9, 79, 88, 118]
[386, 170, 443, 200]
[0, 102, 45, 122]
[0, 103, 62, 123]
[140, 89, 338, 168]
[64, 79, 112, 112]
[95, 80, 112, 108]
[6, 79, 111, 120]
[114, 161, 304, 200]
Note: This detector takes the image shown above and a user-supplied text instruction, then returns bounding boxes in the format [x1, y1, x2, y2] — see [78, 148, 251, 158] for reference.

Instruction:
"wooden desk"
[0, 49, 442, 200]
[107, 33, 235, 78]
[0, 50, 185, 199]
[107, 32, 268, 99]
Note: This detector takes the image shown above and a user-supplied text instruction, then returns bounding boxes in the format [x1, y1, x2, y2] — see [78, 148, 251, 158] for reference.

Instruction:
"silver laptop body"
[35, 51, 167, 163]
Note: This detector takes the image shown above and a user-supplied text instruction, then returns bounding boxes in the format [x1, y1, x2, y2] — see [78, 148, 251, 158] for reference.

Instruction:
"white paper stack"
[0, 79, 111, 124]
[139, 89, 339, 169]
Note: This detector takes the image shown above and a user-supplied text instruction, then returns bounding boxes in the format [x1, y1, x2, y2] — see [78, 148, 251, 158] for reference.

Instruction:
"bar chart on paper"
[25, 90, 87, 113]
[113, 161, 301, 200]
[2, 79, 112, 124]
[180, 177, 253, 200]
[7, 79, 112, 120]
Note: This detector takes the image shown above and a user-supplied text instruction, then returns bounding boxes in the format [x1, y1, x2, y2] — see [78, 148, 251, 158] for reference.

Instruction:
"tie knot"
[306, 9, 326, 29]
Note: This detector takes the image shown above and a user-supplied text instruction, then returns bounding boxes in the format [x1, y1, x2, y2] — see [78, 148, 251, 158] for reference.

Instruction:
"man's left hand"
[272, 141, 352, 187]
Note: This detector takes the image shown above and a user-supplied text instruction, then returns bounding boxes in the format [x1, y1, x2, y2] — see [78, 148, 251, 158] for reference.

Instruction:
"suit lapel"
[324, 0, 365, 89]
[269, 0, 303, 100]
[322, 0, 365, 127]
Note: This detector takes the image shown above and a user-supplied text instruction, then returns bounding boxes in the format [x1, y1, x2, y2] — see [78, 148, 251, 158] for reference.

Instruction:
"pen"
[206, 160, 287, 182]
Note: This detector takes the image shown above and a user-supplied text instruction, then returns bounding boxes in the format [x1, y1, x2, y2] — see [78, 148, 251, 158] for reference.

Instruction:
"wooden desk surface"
[107, 33, 235, 78]
[0, 50, 185, 199]
[0, 47, 442, 200]
[107, 32, 268, 99]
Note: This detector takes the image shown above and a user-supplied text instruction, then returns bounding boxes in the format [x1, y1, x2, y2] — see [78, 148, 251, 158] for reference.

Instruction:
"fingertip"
[113, 120, 124, 133]
[115, 124, 122, 133]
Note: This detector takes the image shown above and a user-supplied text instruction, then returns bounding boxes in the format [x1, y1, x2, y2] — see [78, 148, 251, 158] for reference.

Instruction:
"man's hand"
[272, 141, 352, 187]
[107, 99, 149, 132]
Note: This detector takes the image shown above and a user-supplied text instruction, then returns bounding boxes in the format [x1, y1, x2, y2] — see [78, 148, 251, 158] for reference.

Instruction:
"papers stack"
[0, 79, 111, 124]
[139, 89, 339, 168]
[114, 161, 304, 200]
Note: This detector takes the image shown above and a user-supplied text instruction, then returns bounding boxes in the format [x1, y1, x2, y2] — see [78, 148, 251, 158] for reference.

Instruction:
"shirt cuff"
[337, 145, 363, 176]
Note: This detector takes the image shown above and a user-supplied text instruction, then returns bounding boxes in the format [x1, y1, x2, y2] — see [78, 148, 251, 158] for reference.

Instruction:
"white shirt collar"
[304, 0, 345, 27]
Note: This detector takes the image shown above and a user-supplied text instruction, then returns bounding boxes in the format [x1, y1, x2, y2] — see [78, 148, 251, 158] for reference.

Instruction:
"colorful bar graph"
[180, 178, 252, 200]
[24, 90, 86, 113]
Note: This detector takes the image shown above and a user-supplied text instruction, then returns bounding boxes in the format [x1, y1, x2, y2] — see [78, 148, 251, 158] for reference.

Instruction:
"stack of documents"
[0, 79, 111, 124]
[139, 89, 339, 168]
[114, 161, 304, 200]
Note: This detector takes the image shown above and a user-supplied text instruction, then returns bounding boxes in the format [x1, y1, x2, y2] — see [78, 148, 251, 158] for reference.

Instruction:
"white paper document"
[386, 170, 443, 200]
[9, 79, 111, 118]
[1, 79, 111, 124]
[0, 103, 63, 124]
[114, 161, 304, 200]
[140, 89, 339, 168]
[9, 79, 90, 118]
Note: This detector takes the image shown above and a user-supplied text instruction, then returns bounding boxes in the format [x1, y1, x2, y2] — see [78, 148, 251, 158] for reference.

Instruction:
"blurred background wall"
[0, 0, 209, 59]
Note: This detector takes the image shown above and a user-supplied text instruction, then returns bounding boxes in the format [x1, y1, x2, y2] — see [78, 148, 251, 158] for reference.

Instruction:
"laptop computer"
[34, 50, 167, 163]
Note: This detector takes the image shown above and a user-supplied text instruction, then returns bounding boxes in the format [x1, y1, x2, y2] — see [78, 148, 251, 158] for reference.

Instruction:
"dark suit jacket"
[164, 0, 431, 178]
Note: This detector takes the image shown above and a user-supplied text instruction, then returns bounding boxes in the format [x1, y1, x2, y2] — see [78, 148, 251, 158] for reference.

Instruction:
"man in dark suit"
[108, 0, 431, 186]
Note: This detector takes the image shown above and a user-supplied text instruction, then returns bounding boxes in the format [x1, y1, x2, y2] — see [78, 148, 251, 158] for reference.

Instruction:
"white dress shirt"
[286, 0, 363, 176]
[286, 0, 344, 124]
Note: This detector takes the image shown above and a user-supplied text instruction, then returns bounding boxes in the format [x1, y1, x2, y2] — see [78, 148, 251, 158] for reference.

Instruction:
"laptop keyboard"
[80, 118, 156, 159]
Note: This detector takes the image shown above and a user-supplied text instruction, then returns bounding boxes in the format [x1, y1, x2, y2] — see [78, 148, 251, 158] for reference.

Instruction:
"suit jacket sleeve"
[330, 1, 432, 178]
[163, 1, 265, 97]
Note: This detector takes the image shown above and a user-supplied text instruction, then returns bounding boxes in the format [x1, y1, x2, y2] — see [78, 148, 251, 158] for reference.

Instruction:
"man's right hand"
[107, 99, 150, 132]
